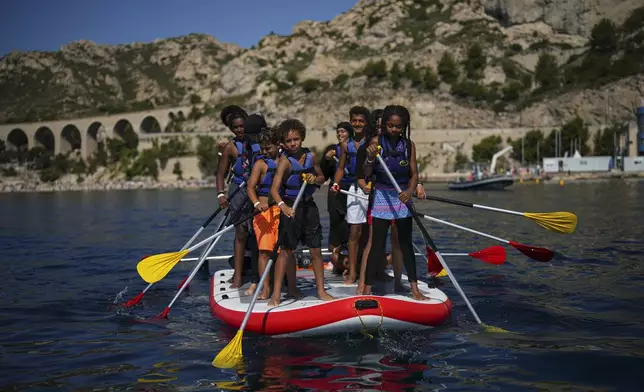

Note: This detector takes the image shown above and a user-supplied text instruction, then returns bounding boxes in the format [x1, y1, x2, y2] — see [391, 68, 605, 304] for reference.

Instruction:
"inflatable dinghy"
[209, 268, 452, 337]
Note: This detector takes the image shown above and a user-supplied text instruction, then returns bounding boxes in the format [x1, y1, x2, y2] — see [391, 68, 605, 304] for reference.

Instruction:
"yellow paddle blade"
[436, 269, 448, 277]
[483, 324, 517, 334]
[524, 212, 578, 234]
[212, 330, 244, 369]
[136, 249, 190, 284]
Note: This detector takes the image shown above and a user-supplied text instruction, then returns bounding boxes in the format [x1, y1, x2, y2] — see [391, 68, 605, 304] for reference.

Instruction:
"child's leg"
[390, 222, 405, 292]
[232, 224, 249, 288]
[364, 218, 390, 295]
[256, 250, 272, 299]
[345, 223, 362, 284]
[268, 203, 299, 307]
[268, 249, 291, 307]
[302, 199, 335, 301]
[395, 217, 429, 301]
[286, 253, 301, 297]
[356, 224, 372, 295]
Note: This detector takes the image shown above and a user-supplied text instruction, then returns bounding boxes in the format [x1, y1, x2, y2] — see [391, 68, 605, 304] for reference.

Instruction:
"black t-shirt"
[355, 143, 368, 180]
[320, 143, 337, 182]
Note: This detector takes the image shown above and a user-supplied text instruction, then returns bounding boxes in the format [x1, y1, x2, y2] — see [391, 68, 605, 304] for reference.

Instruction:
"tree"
[590, 19, 619, 53]
[535, 53, 560, 90]
[422, 67, 439, 91]
[464, 42, 486, 80]
[438, 52, 459, 84]
[472, 135, 502, 162]
[509, 130, 545, 164]
[592, 124, 623, 156]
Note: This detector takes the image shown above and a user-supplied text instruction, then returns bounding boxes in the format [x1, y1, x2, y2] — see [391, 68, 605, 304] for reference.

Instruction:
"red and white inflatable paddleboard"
[209, 268, 451, 337]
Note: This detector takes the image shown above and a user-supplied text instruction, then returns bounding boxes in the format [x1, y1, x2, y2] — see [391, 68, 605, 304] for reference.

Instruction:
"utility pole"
[521, 135, 525, 166]
[537, 140, 540, 164]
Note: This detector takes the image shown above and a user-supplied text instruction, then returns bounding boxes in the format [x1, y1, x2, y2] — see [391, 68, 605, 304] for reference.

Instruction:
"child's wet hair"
[258, 127, 281, 146]
[336, 121, 354, 138]
[349, 105, 371, 120]
[277, 119, 307, 142]
[219, 105, 248, 128]
[381, 105, 411, 139]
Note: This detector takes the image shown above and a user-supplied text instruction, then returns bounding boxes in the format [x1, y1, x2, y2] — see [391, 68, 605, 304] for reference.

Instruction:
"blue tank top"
[231, 138, 261, 185]
[374, 135, 411, 188]
[257, 157, 277, 197]
[282, 149, 316, 199]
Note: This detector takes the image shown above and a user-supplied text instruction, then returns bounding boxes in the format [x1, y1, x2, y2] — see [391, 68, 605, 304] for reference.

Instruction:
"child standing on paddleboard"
[362, 105, 429, 301]
[330, 107, 371, 285]
[320, 122, 352, 258]
[269, 119, 335, 307]
[246, 128, 281, 300]
[216, 106, 263, 288]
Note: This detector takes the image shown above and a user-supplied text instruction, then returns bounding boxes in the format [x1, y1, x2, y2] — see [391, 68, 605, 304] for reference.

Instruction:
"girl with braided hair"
[361, 105, 429, 300]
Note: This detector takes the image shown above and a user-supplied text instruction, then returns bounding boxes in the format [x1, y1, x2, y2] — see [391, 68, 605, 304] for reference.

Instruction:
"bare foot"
[411, 290, 430, 301]
[244, 283, 257, 296]
[318, 291, 336, 301]
[257, 289, 271, 300]
[230, 275, 243, 288]
[343, 274, 357, 285]
[356, 284, 365, 295]
[394, 284, 410, 294]
[267, 296, 281, 307]
[286, 289, 303, 299]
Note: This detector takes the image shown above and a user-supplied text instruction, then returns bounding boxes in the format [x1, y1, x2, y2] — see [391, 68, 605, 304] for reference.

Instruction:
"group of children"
[215, 103, 430, 307]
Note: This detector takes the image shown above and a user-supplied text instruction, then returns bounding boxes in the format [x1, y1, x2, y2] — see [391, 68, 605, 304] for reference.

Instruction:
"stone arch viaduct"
[0, 105, 192, 159]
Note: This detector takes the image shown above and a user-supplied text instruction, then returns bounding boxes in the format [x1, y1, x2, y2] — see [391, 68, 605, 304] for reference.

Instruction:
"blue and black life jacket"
[374, 135, 411, 188]
[341, 138, 366, 185]
[282, 148, 316, 200]
[257, 156, 277, 197]
[231, 137, 261, 185]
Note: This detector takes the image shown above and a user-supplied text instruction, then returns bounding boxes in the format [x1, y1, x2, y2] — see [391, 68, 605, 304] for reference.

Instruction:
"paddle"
[419, 214, 554, 262]
[136, 207, 265, 285]
[375, 148, 510, 333]
[122, 181, 245, 307]
[212, 179, 309, 369]
[177, 182, 249, 290]
[411, 242, 505, 267]
[422, 195, 577, 234]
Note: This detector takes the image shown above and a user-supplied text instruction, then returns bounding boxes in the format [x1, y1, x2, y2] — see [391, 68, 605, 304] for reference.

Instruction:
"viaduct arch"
[0, 106, 191, 159]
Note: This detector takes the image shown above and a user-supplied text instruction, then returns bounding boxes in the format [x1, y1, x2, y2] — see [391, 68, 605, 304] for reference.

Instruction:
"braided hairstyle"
[371, 108, 384, 135]
[381, 105, 411, 140]
[219, 105, 248, 129]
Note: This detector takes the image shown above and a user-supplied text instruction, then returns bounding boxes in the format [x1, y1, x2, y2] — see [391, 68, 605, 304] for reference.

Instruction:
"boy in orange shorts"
[247, 128, 281, 299]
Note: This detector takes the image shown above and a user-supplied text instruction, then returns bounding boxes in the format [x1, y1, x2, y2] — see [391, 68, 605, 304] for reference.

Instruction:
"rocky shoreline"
[2, 171, 643, 194]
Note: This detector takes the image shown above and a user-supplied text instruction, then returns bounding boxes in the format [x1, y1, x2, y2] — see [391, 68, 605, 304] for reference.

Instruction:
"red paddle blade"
[122, 292, 145, 308]
[154, 307, 170, 320]
[468, 246, 506, 265]
[426, 247, 444, 276]
[177, 275, 189, 290]
[509, 241, 554, 262]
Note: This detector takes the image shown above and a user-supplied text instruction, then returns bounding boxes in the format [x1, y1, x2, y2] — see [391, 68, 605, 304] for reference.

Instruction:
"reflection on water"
[1, 182, 644, 391]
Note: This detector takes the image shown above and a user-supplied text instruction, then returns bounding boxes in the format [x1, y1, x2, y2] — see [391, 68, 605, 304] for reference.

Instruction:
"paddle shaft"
[424, 195, 524, 217]
[196, 182, 247, 261]
[167, 235, 225, 308]
[333, 156, 349, 175]
[132, 179, 243, 298]
[375, 152, 484, 326]
[238, 181, 309, 332]
[421, 214, 510, 245]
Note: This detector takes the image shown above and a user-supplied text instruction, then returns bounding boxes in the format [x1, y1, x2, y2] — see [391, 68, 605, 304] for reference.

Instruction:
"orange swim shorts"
[253, 205, 281, 252]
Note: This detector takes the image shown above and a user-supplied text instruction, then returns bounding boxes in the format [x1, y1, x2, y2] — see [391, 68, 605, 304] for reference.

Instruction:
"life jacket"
[257, 156, 277, 197]
[282, 148, 316, 199]
[231, 137, 261, 185]
[337, 138, 365, 185]
[374, 135, 411, 188]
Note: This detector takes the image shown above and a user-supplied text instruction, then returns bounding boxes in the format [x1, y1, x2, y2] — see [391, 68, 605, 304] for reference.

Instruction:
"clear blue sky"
[0, 0, 358, 56]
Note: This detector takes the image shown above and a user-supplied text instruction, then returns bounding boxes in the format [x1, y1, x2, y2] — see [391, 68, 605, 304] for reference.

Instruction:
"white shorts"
[346, 184, 369, 224]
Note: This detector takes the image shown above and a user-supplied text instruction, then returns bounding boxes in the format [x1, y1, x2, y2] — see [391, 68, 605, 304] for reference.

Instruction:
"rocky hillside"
[1, 0, 643, 132]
